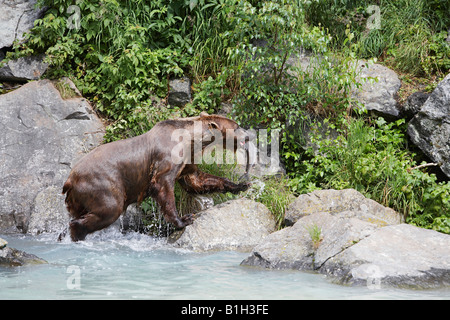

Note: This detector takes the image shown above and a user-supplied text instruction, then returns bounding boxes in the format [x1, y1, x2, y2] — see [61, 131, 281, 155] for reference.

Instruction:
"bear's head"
[198, 111, 255, 154]
[169, 111, 256, 170]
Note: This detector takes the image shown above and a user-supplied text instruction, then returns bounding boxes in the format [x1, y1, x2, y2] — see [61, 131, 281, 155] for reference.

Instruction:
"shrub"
[289, 117, 450, 234]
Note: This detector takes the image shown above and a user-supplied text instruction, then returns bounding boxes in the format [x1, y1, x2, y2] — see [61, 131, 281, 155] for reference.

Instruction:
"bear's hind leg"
[69, 203, 124, 241]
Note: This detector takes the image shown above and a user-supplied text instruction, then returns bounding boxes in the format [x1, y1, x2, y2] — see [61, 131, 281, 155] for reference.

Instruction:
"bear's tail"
[62, 179, 72, 195]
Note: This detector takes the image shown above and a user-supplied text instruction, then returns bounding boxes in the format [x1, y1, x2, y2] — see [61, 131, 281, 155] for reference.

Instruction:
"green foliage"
[289, 117, 450, 233]
[244, 176, 295, 229]
[10, 1, 193, 139]
[304, 0, 450, 76]
[305, 224, 323, 250]
[187, 73, 230, 115]
[232, 9, 367, 182]
[186, 0, 242, 85]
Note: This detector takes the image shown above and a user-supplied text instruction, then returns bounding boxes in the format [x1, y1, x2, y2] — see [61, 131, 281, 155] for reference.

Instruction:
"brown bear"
[59, 112, 253, 241]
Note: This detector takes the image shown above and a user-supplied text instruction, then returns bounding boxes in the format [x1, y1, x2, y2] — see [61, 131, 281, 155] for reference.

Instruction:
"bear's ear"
[200, 111, 209, 118]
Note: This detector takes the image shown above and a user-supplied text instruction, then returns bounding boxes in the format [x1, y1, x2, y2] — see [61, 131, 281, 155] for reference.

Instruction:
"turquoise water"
[1, 229, 449, 300]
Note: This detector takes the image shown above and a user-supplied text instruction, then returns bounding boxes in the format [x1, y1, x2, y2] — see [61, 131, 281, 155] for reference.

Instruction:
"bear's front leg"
[178, 165, 250, 195]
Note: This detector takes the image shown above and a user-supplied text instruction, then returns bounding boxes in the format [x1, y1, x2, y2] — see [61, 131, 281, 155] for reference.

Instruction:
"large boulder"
[242, 212, 377, 271]
[284, 189, 403, 227]
[401, 91, 430, 120]
[321, 224, 450, 289]
[407, 73, 450, 178]
[0, 79, 104, 234]
[352, 61, 402, 118]
[286, 52, 402, 119]
[241, 212, 450, 289]
[169, 198, 277, 252]
[0, 0, 47, 49]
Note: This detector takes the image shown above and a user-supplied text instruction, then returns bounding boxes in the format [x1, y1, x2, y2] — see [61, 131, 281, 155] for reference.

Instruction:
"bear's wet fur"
[60, 112, 251, 241]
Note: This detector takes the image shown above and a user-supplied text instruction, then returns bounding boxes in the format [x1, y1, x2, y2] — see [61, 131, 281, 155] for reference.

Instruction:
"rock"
[118, 203, 146, 233]
[407, 73, 450, 178]
[241, 212, 450, 289]
[0, 79, 104, 234]
[352, 61, 402, 118]
[284, 189, 403, 227]
[27, 186, 68, 235]
[168, 77, 191, 107]
[0, 54, 49, 82]
[169, 199, 276, 252]
[0, 0, 47, 49]
[0, 246, 47, 267]
[242, 212, 377, 271]
[321, 224, 450, 289]
[287, 52, 402, 119]
[401, 91, 430, 120]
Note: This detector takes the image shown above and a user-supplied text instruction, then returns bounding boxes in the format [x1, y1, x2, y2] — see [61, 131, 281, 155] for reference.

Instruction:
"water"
[1, 230, 449, 300]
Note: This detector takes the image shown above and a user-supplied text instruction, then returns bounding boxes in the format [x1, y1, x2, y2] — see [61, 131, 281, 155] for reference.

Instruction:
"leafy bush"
[10, 0, 243, 141]
[289, 117, 450, 233]
[10, 0, 192, 140]
[231, 1, 367, 181]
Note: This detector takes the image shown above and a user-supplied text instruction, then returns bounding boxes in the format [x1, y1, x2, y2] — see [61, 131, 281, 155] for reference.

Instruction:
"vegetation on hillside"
[8, 0, 449, 233]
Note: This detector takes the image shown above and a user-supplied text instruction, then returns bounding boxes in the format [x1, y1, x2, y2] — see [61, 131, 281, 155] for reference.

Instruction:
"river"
[1, 228, 449, 300]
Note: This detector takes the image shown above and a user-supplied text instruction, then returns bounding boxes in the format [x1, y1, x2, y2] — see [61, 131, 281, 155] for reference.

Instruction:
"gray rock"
[287, 52, 402, 119]
[0, 245, 47, 267]
[169, 198, 276, 252]
[401, 91, 430, 120]
[0, 0, 47, 49]
[168, 77, 191, 107]
[0, 54, 49, 82]
[321, 224, 450, 289]
[284, 189, 403, 227]
[0, 79, 104, 234]
[27, 186, 69, 235]
[407, 73, 450, 178]
[242, 212, 450, 289]
[353, 61, 402, 118]
[242, 212, 377, 271]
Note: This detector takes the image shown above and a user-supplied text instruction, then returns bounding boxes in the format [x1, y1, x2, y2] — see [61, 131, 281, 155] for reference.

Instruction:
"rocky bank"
[170, 189, 449, 289]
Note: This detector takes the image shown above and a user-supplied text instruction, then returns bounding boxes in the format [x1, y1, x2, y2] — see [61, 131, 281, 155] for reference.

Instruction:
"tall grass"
[304, 0, 450, 76]
[183, 0, 243, 88]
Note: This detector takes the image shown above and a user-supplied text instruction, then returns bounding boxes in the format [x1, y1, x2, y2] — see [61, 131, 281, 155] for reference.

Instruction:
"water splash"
[192, 195, 214, 211]
[244, 178, 266, 201]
